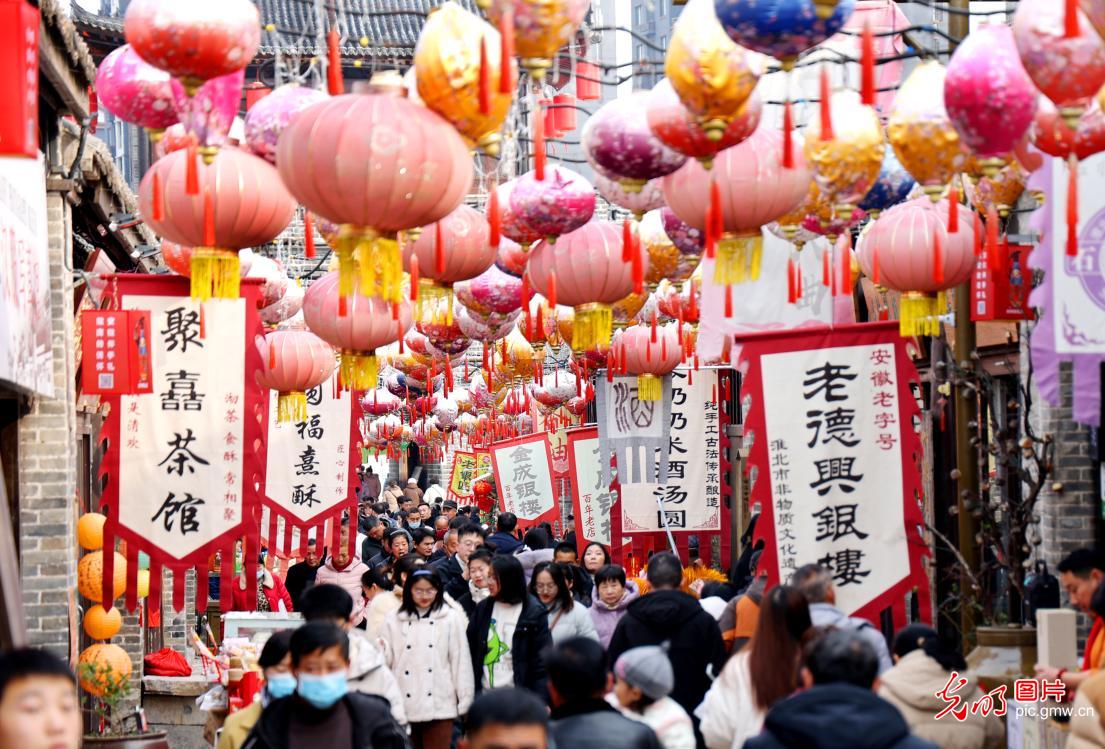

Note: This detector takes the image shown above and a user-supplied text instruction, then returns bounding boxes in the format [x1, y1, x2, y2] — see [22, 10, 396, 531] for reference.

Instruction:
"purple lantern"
[170, 68, 245, 156]
[245, 84, 328, 164]
[95, 45, 178, 134]
[455, 264, 524, 316]
[595, 174, 666, 218]
[945, 24, 1038, 173]
[509, 167, 596, 241]
[582, 92, 688, 192]
[497, 180, 545, 248]
[661, 207, 705, 255]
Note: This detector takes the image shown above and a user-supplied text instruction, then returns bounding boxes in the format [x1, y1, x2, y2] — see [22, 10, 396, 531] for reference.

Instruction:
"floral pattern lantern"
[256, 327, 337, 423]
[244, 84, 328, 165]
[302, 271, 414, 390]
[509, 167, 596, 242]
[169, 70, 244, 160]
[484, 0, 590, 80]
[641, 210, 699, 288]
[661, 207, 705, 255]
[582, 93, 688, 193]
[454, 264, 524, 316]
[619, 323, 684, 400]
[497, 181, 545, 249]
[494, 238, 531, 278]
[647, 78, 762, 169]
[803, 89, 885, 221]
[594, 175, 666, 219]
[857, 149, 915, 218]
[965, 162, 1028, 218]
[713, 0, 856, 69]
[95, 45, 178, 138]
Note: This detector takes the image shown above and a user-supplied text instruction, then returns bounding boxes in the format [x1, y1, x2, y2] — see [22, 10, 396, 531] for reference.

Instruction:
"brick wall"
[17, 190, 79, 658]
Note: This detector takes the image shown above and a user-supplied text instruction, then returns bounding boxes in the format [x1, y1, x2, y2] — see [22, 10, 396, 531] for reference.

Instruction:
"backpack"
[1025, 561, 1060, 626]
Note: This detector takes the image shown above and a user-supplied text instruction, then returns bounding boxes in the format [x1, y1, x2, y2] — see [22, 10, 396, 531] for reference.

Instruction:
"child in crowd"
[608, 645, 696, 749]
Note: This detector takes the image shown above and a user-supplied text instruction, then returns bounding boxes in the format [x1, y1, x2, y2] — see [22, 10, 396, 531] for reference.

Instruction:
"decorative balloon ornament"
[484, 0, 590, 81]
[256, 326, 337, 423]
[94, 45, 178, 140]
[803, 88, 885, 222]
[582, 93, 688, 193]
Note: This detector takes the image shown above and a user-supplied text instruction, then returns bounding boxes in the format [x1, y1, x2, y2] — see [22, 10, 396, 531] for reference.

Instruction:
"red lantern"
[647, 79, 762, 169]
[139, 149, 295, 299]
[553, 93, 577, 132]
[277, 75, 474, 307]
[575, 60, 601, 101]
[1032, 97, 1105, 161]
[124, 0, 261, 93]
[256, 328, 337, 423]
[302, 271, 414, 391]
[619, 323, 684, 401]
[160, 241, 192, 277]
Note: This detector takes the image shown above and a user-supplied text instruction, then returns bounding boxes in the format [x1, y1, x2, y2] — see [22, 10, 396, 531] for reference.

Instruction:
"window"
[660, 35, 668, 50]
[633, 5, 643, 25]
[636, 43, 645, 61]
[658, 0, 665, 17]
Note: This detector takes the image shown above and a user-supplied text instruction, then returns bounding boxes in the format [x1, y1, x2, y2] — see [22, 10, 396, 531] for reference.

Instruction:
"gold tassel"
[355, 234, 403, 303]
[190, 248, 240, 301]
[336, 227, 359, 309]
[637, 374, 662, 401]
[277, 392, 308, 424]
[414, 280, 455, 326]
[898, 291, 946, 338]
[713, 234, 763, 285]
[572, 303, 613, 353]
[339, 351, 379, 392]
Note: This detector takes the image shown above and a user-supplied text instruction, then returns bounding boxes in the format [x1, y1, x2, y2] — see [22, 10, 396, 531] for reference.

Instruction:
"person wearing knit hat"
[608, 646, 696, 749]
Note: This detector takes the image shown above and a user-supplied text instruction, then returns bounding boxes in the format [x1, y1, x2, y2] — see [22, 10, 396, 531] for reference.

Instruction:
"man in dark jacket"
[487, 512, 523, 555]
[359, 517, 385, 568]
[607, 552, 726, 718]
[243, 622, 409, 749]
[548, 637, 661, 749]
[745, 629, 938, 749]
[284, 538, 323, 609]
[431, 523, 483, 601]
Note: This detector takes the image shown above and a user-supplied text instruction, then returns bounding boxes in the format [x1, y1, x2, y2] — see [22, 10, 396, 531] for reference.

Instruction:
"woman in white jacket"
[381, 567, 474, 749]
[529, 562, 599, 644]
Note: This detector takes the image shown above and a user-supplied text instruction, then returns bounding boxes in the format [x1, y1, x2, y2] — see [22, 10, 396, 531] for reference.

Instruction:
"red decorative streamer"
[185, 143, 199, 196]
[327, 28, 343, 95]
[499, 9, 514, 95]
[1068, 155, 1080, 257]
[819, 65, 835, 141]
[782, 101, 795, 169]
[861, 20, 876, 107]
[478, 36, 491, 115]
[304, 212, 316, 258]
[488, 186, 501, 249]
[533, 99, 546, 181]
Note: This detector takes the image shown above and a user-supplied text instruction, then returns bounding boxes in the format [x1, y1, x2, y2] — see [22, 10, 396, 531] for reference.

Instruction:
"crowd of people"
[12, 480, 1105, 749]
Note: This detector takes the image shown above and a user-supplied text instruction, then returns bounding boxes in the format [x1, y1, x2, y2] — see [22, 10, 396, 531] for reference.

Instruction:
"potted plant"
[80, 653, 169, 749]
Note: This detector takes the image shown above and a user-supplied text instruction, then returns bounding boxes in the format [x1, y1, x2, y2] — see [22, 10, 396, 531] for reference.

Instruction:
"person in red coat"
[230, 565, 294, 613]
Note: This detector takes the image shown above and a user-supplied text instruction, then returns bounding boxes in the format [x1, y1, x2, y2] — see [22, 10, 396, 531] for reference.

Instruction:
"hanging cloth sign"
[567, 426, 615, 548]
[594, 375, 672, 486]
[619, 369, 722, 533]
[262, 373, 359, 558]
[100, 275, 265, 615]
[740, 322, 931, 626]
[490, 432, 558, 530]
[79, 309, 154, 395]
[449, 449, 492, 502]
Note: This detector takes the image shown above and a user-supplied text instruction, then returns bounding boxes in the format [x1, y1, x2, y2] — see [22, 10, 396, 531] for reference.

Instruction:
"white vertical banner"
[567, 428, 614, 547]
[1050, 153, 1105, 354]
[491, 433, 558, 527]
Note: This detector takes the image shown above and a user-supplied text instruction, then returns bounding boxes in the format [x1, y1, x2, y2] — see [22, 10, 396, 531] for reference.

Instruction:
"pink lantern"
[494, 238, 530, 278]
[509, 167, 596, 241]
[581, 92, 687, 192]
[360, 388, 402, 418]
[170, 69, 244, 158]
[455, 264, 524, 316]
[245, 83, 329, 165]
[256, 327, 337, 423]
[594, 174, 666, 219]
[403, 204, 496, 322]
[855, 198, 977, 337]
[277, 77, 474, 306]
[244, 253, 290, 309]
[156, 124, 196, 156]
[646, 79, 762, 169]
[945, 24, 1037, 172]
[95, 45, 178, 136]
[662, 124, 810, 285]
[260, 281, 305, 327]
[161, 241, 192, 276]
[1013, 0, 1105, 123]
[497, 181, 545, 248]
[302, 271, 414, 391]
[618, 323, 684, 401]
[527, 221, 647, 352]
[455, 305, 520, 343]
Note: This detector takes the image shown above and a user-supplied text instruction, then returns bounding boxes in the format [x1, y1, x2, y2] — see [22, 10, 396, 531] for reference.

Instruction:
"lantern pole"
[948, 0, 980, 648]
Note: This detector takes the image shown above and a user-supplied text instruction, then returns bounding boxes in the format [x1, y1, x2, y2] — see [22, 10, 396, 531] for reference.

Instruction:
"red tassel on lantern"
[304, 212, 316, 258]
[724, 284, 733, 317]
[822, 246, 831, 287]
[186, 143, 199, 195]
[434, 221, 446, 275]
[533, 99, 546, 181]
[947, 184, 959, 233]
[478, 36, 491, 116]
[861, 20, 876, 107]
[622, 218, 633, 262]
[650, 311, 658, 343]
[631, 234, 644, 295]
[203, 189, 215, 247]
[707, 180, 722, 259]
[499, 9, 514, 94]
[819, 65, 835, 141]
[795, 261, 803, 300]
[488, 187, 501, 249]
[688, 278, 698, 320]
[268, 339, 276, 369]
[521, 274, 532, 334]
[973, 212, 983, 257]
[1068, 155, 1079, 257]
[391, 301, 400, 321]
[409, 255, 420, 301]
[151, 171, 163, 222]
[782, 101, 795, 169]
[547, 270, 557, 308]
[1066, 0, 1081, 38]
[933, 228, 945, 285]
[787, 257, 798, 304]
[872, 244, 880, 285]
[838, 234, 852, 296]
[327, 28, 343, 95]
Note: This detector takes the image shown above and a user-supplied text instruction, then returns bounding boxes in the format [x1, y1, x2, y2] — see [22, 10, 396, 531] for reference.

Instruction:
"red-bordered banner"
[490, 432, 558, 530]
[98, 275, 266, 615]
[738, 322, 931, 627]
[448, 449, 492, 502]
[566, 427, 614, 551]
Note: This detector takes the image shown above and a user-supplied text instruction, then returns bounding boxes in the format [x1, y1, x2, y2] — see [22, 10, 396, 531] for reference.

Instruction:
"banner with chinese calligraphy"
[449, 450, 492, 502]
[740, 322, 931, 626]
[567, 427, 614, 548]
[263, 375, 359, 557]
[100, 276, 265, 614]
[79, 309, 154, 395]
[619, 369, 722, 533]
[490, 433, 558, 529]
[594, 376, 672, 486]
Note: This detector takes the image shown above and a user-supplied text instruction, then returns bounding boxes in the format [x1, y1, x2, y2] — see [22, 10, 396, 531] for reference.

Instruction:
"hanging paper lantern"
[485, 0, 590, 81]
[660, 207, 705, 255]
[619, 323, 684, 400]
[95, 44, 178, 137]
[404, 204, 496, 324]
[640, 210, 685, 288]
[647, 79, 762, 169]
[803, 90, 885, 221]
[1033, 97, 1105, 161]
[256, 327, 337, 423]
[533, 370, 578, 409]
[801, 204, 867, 242]
[244, 84, 328, 165]
[857, 149, 916, 218]
[138, 148, 295, 300]
[713, 0, 857, 68]
[612, 292, 651, 327]
[663, 124, 810, 285]
[498, 181, 545, 249]
[260, 282, 306, 327]
[964, 161, 1029, 218]
[302, 271, 414, 391]
[456, 304, 520, 342]
[418, 312, 472, 356]
[78, 644, 132, 697]
[493, 238, 530, 278]
[657, 277, 702, 324]
[170, 69, 244, 160]
[78, 513, 107, 551]
[455, 264, 524, 315]
[244, 253, 290, 308]
[542, 304, 574, 349]
[855, 199, 977, 336]
[509, 167, 596, 241]
[888, 62, 975, 199]
[497, 329, 538, 380]
[157, 123, 197, 156]
[665, 0, 761, 139]
[582, 93, 688, 193]
[361, 388, 402, 417]
[160, 241, 192, 276]
[944, 24, 1037, 175]
[124, 0, 260, 92]
[277, 74, 474, 307]
[415, 2, 515, 156]
[1013, 0, 1105, 126]
[83, 604, 123, 641]
[594, 175, 666, 219]
[78, 551, 127, 604]
[527, 221, 645, 351]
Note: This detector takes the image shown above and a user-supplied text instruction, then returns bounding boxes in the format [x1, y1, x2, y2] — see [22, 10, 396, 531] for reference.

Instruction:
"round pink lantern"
[497, 181, 545, 248]
[581, 92, 688, 192]
[594, 174, 666, 219]
[509, 167, 596, 242]
[455, 264, 524, 316]
[646, 78, 762, 169]
[256, 327, 337, 423]
[618, 323, 684, 401]
[360, 388, 402, 418]
[244, 83, 328, 164]
[494, 238, 530, 278]
[95, 45, 178, 135]
[404, 204, 495, 285]
[302, 271, 414, 391]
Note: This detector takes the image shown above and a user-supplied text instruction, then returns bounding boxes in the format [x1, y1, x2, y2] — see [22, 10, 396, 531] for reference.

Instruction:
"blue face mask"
[265, 673, 297, 700]
[297, 671, 348, 709]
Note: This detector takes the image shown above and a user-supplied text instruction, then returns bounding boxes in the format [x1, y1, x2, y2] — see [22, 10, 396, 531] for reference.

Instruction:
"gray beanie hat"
[614, 645, 674, 700]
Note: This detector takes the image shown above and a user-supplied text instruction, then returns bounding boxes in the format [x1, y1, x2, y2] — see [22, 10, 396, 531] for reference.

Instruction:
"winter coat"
[456, 581, 491, 618]
[808, 602, 893, 674]
[314, 558, 370, 626]
[361, 537, 385, 569]
[230, 571, 294, 613]
[218, 700, 261, 749]
[467, 594, 552, 695]
[513, 547, 554, 583]
[380, 605, 474, 723]
[878, 650, 1004, 749]
[590, 581, 640, 648]
[486, 531, 523, 555]
[346, 627, 408, 727]
[545, 600, 599, 644]
[283, 561, 321, 610]
[430, 554, 468, 602]
[608, 589, 727, 717]
[744, 683, 939, 749]
[241, 693, 410, 749]
[696, 651, 763, 749]
[608, 693, 696, 749]
[1069, 671, 1105, 749]
[365, 589, 402, 639]
[550, 698, 663, 749]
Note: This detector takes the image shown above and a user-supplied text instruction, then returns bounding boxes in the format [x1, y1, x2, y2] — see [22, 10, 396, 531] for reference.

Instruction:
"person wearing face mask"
[0, 649, 83, 749]
[219, 631, 295, 749]
[243, 622, 410, 749]
[381, 569, 474, 749]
